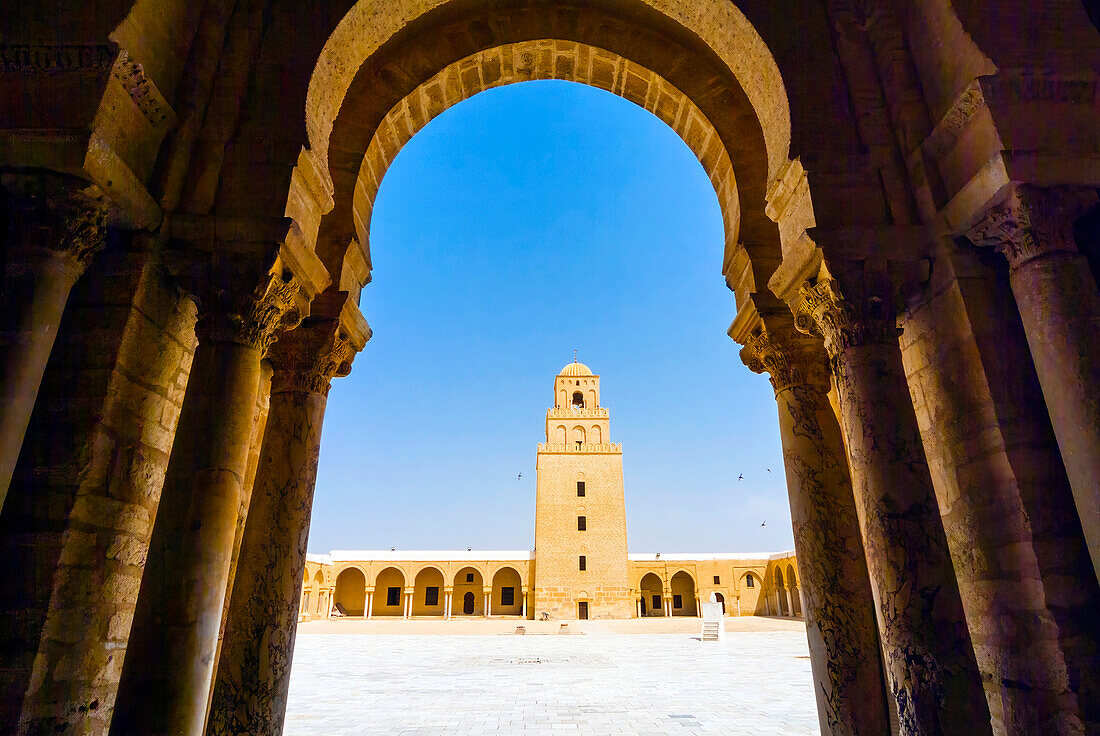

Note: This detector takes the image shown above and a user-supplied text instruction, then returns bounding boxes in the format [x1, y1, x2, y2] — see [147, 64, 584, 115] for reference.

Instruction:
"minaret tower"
[533, 358, 632, 619]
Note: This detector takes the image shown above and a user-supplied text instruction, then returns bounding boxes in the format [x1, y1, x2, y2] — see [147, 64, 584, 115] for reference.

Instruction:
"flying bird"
[766, 468, 771, 472]
[738, 474, 743, 481]
[761, 520, 767, 527]
[517, 473, 523, 480]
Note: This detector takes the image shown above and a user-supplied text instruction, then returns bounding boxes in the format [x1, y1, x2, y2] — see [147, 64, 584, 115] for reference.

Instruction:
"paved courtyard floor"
[285, 619, 818, 735]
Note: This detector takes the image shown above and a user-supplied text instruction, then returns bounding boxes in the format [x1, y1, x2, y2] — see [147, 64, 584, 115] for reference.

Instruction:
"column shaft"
[1009, 254, 1100, 577]
[797, 279, 991, 735]
[967, 186, 1100, 577]
[367, 592, 373, 619]
[110, 337, 263, 735]
[0, 252, 85, 502]
[902, 247, 1100, 734]
[205, 362, 334, 735]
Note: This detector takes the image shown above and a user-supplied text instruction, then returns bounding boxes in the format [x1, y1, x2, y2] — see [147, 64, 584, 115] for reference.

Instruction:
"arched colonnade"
[0, 1, 1097, 736]
[325, 560, 530, 619]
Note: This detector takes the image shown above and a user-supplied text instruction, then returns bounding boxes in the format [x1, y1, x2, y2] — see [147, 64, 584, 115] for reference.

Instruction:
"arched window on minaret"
[592, 425, 602, 444]
[572, 391, 584, 409]
[572, 425, 586, 447]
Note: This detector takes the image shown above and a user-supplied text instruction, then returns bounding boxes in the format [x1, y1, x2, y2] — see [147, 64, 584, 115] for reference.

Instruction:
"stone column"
[636, 597, 642, 618]
[405, 589, 413, 619]
[483, 589, 491, 618]
[795, 277, 992, 735]
[784, 589, 794, 618]
[967, 185, 1100, 578]
[444, 589, 452, 619]
[109, 270, 309, 736]
[205, 317, 361, 736]
[366, 590, 374, 619]
[521, 587, 528, 619]
[0, 174, 109, 504]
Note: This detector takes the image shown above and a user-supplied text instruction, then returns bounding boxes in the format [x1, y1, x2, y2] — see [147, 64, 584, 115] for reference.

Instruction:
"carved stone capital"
[794, 279, 899, 359]
[195, 269, 308, 353]
[267, 319, 357, 396]
[2, 172, 111, 274]
[739, 324, 831, 395]
[967, 185, 1098, 269]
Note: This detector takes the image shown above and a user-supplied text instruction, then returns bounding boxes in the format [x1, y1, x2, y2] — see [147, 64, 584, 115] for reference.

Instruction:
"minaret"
[533, 358, 632, 619]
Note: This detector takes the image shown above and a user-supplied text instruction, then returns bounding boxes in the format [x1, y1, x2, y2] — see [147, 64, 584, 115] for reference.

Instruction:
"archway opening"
[333, 568, 366, 617]
[412, 567, 445, 617]
[453, 567, 484, 616]
[491, 567, 523, 616]
[640, 573, 664, 617]
[670, 571, 697, 616]
[312, 570, 326, 616]
[374, 567, 406, 617]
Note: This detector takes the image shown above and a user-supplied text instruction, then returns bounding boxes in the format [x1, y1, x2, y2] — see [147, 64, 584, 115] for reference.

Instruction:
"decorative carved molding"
[966, 185, 1097, 269]
[111, 49, 175, 130]
[269, 323, 356, 396]
[0, 44, 115, 73]
[739, 325, 831, 395]
[1, 173, 110, 273]
[794, 279, 899, 359]
[923, 80, 986, 159]
[197, 271, 307, 352]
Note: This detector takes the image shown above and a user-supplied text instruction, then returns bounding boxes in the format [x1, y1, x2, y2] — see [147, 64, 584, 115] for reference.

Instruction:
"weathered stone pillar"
[444, 589, 452, 619]
[0, 174, 109, 504]
[741, 322, 893, 736]
[795, 276, 992, 735]
[967, 185, 1100, 579]
[366, 590, 374, 619]
[521, 587, 528, 619]
[483, 589, 491, 618]
[901, 244, 1100, 734]
[205, 315, 363, 736]
[109, 269, 309, 736]
[0, 244, 196, 736]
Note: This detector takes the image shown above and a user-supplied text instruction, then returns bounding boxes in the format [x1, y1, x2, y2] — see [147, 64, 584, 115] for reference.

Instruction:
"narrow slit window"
[577, 516, 586, 531]
[746, 574, 755, 588]
[713, 575, 721, 584]
[577, 481, 585, 497]
[579, 555, 587, 571]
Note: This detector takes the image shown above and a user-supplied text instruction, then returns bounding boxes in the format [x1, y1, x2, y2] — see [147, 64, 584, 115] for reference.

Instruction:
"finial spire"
[574, 349, 578, 363]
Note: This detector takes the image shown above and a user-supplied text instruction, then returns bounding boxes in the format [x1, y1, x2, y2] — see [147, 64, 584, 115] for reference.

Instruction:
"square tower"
[534, 360, 632, 619]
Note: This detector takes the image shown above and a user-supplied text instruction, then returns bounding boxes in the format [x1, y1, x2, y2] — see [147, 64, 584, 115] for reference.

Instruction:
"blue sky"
[307, 80, 792, 554]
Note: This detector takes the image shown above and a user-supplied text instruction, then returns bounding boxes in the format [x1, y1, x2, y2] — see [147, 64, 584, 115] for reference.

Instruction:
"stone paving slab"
[284, 631, 818, 735]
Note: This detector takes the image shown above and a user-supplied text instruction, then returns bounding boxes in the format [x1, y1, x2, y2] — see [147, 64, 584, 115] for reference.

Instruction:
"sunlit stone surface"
[284, 625, 817, 735]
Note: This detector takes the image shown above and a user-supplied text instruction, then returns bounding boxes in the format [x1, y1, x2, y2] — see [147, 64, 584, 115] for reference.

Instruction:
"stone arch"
[670, 570, 697, 616]
[572, 425, 586, 445]
[333, 567, 366, 617]
[786, 564, 797, 587]
[412, 566, 445, 616]
[591, 425, 602, 444]
[554, 425, 567, 444]
[490, 566, 523, 616]
[373, 566, 406, 617]
[639, 572, 664, 617]
[304, 0, 792, 304]
[452, 566, 484, 616]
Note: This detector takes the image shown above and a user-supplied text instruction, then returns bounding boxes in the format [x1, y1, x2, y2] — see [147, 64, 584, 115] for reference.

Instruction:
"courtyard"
[284, 618, 817, 735]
